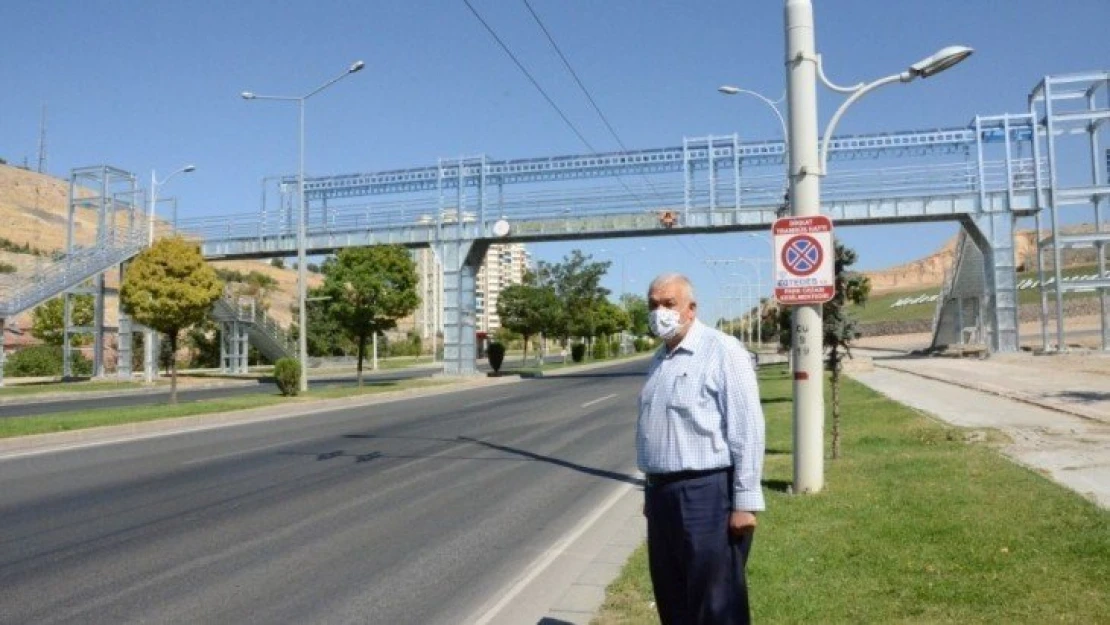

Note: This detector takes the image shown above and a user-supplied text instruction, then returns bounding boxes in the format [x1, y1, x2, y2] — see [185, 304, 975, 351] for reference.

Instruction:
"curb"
[0, 378, 261, 407]
[865, 360, 1108, 425]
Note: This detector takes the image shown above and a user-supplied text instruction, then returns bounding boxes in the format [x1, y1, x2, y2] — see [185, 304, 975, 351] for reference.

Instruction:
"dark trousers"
[645, 470, 753, 625]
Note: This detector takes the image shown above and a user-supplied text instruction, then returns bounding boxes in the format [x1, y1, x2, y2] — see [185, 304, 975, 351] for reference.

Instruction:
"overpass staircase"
[210, 288, 296, 373]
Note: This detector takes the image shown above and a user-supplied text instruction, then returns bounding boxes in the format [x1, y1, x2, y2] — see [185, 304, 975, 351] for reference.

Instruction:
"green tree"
[619, 293, 649, 336]
[593, 299, 630, 347]
[31, 294, 94, 346]
[534, 250, 611, 345]
[776, 241, 871, 459]
[319, 246, 419, 386]
[120, 236, 223, 403]
[496, 283, 561, 365]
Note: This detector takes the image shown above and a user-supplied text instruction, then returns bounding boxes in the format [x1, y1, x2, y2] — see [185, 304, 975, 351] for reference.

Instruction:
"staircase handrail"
[0, 229, 147, 316]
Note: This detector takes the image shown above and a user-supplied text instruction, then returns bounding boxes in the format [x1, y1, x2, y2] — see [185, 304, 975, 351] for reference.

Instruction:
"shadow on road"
[458, 436, 644, 486]
[1049, 390, 1110, 404]
[340, 432, 643, 486]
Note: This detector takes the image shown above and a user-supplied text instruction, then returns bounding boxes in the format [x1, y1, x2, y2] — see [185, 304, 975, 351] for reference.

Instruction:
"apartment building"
[403, 242, 531, 340]
[476, 243, 532, 333]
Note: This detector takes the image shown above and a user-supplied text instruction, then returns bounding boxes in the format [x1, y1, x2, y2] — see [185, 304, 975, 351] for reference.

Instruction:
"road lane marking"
[581, 393, 618, 408]
[470, 480, 635, 625]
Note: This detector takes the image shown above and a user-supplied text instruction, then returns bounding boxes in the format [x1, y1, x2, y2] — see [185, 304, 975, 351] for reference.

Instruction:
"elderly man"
[637, 272, 766, 625]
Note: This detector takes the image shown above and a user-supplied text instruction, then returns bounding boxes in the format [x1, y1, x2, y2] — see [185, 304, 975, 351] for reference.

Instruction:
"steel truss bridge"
[0, 71, 1105, 381]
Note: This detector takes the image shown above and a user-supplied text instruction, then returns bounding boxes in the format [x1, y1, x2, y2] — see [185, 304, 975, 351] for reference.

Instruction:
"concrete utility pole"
[783, 0, 971, 493]
[784, 0, 825, 494]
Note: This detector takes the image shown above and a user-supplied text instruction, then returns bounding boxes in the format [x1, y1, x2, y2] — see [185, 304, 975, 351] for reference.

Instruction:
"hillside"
[0, 163, 312, 330]
[863, 226, 1100, 295]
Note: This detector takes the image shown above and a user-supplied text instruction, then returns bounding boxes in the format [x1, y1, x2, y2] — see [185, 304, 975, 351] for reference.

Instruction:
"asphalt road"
[0, 367, 447, 419]
[0, 358, 648, 625]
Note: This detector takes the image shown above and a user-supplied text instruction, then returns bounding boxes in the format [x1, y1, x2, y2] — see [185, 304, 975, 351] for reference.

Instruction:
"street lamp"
[242, 59, 365, 393]
[718, 85, 789, 212]
[783, 0, 971, 494]
[149, 165, 195, 244]
[145, 164, 195, 383]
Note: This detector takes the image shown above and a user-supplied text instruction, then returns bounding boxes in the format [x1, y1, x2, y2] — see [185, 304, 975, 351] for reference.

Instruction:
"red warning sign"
[773, 216, 834, 305]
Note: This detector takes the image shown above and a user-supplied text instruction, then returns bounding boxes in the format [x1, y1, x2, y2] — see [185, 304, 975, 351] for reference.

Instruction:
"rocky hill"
[863, 227, 1099, 295]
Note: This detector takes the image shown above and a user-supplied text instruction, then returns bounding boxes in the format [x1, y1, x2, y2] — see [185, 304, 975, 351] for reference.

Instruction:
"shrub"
[634, 337, 656, 352]
[4, 345, 92, 377]
[571, 343, 586, 363]
[273, 358, 301, 396]
[487, 342, 506, 372]
[270, 258, 285, 269]
[610, 339, 622, 356]
[592, 339, 609, 359]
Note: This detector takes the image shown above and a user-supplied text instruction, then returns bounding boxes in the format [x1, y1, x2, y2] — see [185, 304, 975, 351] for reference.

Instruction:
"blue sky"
[1, 1, 1107, 324]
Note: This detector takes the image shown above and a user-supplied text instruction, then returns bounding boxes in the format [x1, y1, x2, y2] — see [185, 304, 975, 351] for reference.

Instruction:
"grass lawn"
[0, 378, 454, 439]
[594, 365, 1110, 624]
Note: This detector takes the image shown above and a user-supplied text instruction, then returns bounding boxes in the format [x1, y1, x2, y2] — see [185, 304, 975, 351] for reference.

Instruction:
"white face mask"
[648, 307, 683, 340]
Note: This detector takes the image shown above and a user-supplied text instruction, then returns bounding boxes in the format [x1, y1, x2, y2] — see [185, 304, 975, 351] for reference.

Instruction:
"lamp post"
[145, 164, 195, 383]
[718, 85, 789, 212]
[784, 0, 972, 494]
[731, 264, 765, 347]
[242, 59, 365, 393]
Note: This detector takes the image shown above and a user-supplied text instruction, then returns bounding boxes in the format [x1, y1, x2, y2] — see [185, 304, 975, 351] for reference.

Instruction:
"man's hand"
[729, 511, 757, 537]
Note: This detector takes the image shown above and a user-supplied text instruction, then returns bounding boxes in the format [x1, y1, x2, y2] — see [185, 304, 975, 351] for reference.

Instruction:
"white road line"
[469, 481, 635, 625]
[581, 393, 618, 408]
[180, 441, 292, 466]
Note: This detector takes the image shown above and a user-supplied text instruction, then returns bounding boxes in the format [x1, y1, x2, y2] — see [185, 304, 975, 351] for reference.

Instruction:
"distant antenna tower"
[37, 103, 47, 174]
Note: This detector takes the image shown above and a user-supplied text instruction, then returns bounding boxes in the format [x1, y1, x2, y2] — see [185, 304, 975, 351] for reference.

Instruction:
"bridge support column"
[0, 317, 5, 388]
[220, 321, 249, 374]
[437, 239, 488, 376]
[964, 212, 1020, 352]
[117, 265, 132, 380]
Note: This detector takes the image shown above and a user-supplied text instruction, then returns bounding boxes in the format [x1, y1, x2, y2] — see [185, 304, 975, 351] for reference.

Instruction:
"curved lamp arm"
[818, 72, 908, 175]
[815, 54, 866, 94]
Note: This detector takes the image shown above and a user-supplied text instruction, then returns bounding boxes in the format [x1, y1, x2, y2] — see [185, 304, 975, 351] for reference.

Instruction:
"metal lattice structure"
[182, 115, 1052, 374]
[1028, 71, 1110, 351]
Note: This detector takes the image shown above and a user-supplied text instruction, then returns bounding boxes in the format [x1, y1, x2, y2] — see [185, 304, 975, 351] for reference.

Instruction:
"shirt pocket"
[667, 373, 697, 415]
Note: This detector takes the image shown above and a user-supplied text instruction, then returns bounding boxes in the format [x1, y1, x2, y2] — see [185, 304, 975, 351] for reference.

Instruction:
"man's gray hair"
[648, 273, 696, 303]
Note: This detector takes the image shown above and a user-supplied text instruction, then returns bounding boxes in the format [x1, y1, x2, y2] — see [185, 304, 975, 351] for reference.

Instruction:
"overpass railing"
[179, 159, 1044, 246]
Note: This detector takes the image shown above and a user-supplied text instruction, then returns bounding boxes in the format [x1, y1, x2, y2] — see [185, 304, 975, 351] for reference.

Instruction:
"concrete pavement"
[850, 347, 1110, 508]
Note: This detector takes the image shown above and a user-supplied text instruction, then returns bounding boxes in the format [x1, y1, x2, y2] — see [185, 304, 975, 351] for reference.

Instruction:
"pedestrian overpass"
[0, 71, 1105, 382]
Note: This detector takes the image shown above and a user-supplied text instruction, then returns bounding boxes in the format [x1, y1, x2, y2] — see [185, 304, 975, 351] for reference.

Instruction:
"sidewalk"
[849, 347, 1110, 507]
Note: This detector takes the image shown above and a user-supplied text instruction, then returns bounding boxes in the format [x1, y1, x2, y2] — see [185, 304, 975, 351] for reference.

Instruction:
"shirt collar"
[660, 318, 705, 358]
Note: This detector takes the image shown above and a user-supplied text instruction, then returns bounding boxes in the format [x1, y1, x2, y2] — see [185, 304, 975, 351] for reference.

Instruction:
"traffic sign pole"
[785, 0, 825, 494]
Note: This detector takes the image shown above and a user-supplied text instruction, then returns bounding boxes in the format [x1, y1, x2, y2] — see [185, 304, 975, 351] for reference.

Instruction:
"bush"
[610, 339, 621, 356]
[487, 342, 506, 372]
[273, 358, 301, 396]
[4, 345, 92, 377]
[592, 339, 609, 359]
[571, 343, 586, 363]
[634, 337, 656, 353]
[270, 258, 285, 269]
[385, 332, 422, 358]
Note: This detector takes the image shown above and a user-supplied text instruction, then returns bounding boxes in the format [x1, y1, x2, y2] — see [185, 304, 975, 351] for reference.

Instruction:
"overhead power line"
[463, 0, 714, 267]
[461, 0, 598, 153]
[522, 0, 667, 205]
